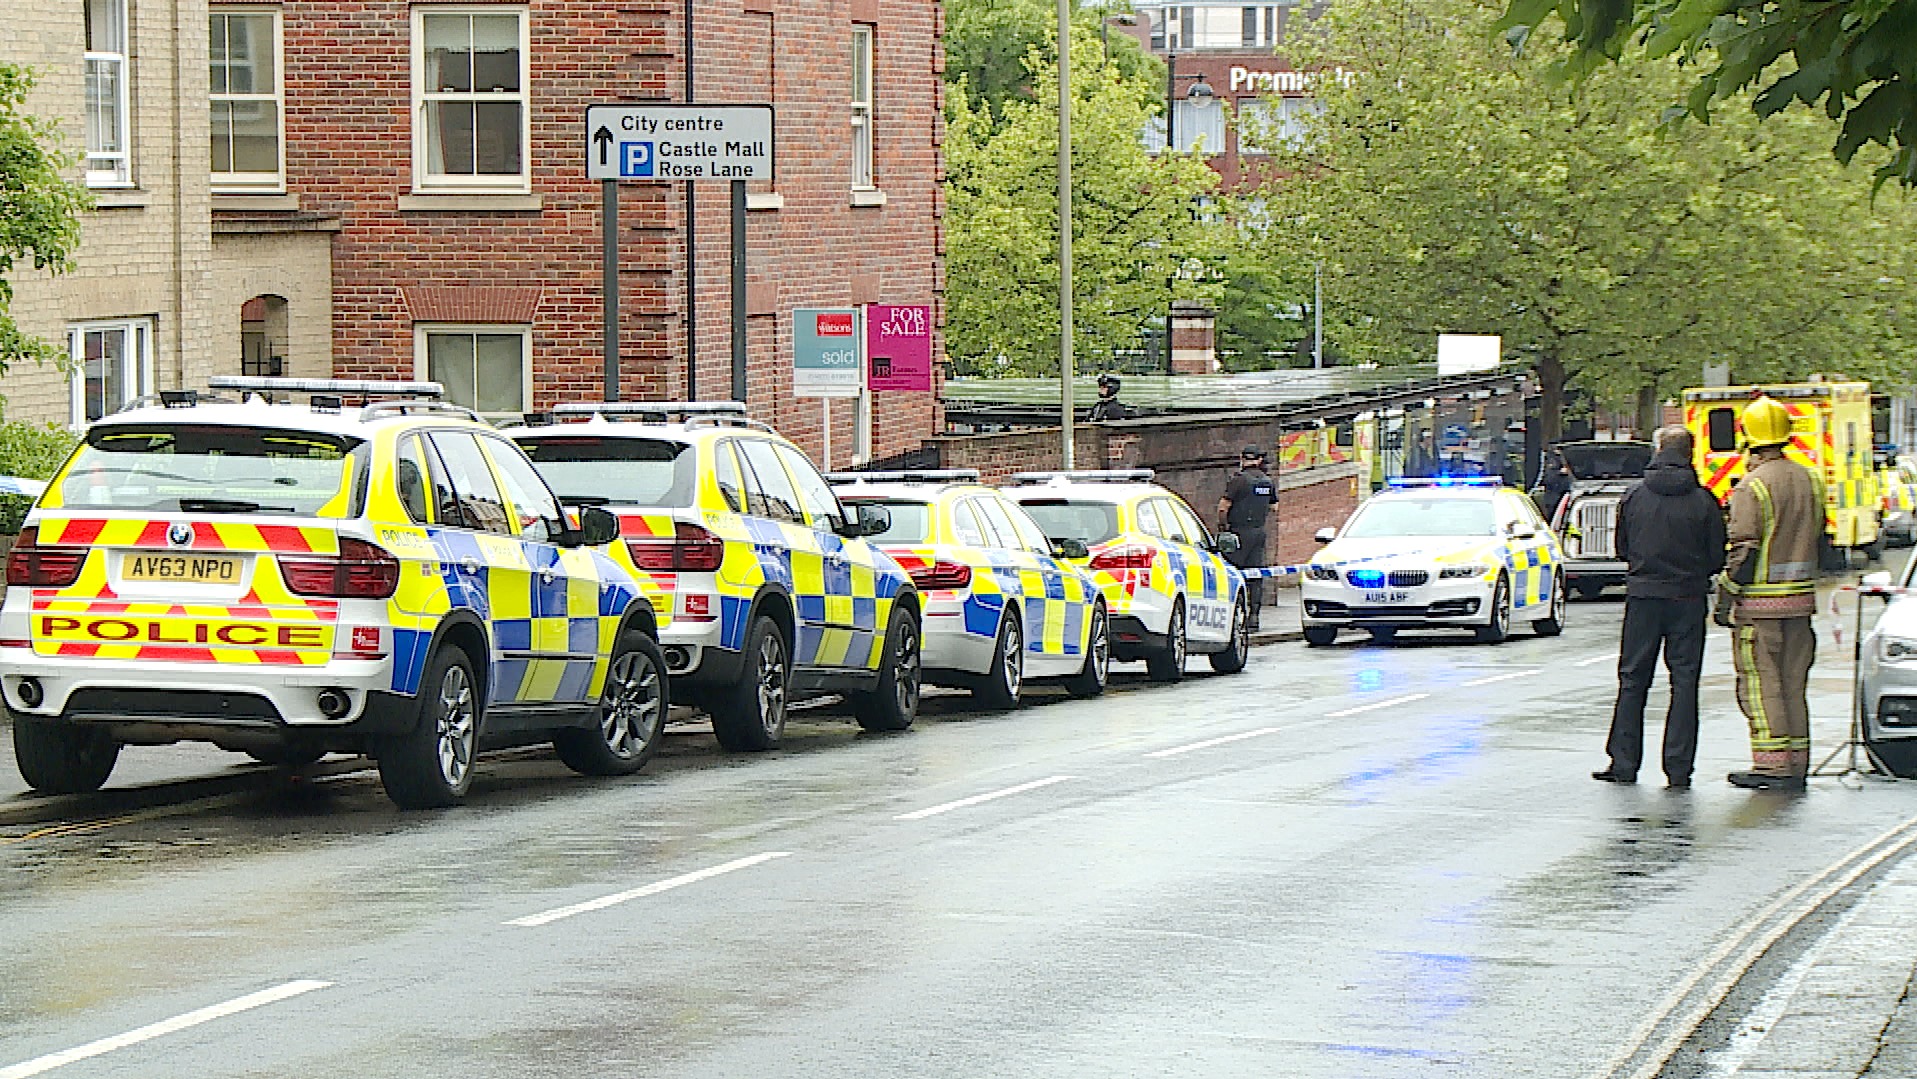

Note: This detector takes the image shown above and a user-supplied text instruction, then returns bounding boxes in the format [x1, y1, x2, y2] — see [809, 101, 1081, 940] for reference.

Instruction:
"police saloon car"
[1301, 478, 1566, 645]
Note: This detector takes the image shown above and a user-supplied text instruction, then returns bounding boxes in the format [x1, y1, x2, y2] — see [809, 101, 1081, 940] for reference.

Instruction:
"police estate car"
[1007, 470, 1248, 681]
[512, 403, 921, 750]
[1301, 477, 1566, 645]
[828, 470, 1109, 708]
[2, 378, 668, 808]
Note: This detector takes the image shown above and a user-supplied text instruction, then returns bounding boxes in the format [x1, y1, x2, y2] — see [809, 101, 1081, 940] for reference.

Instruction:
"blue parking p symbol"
[621, 141, 654, 177]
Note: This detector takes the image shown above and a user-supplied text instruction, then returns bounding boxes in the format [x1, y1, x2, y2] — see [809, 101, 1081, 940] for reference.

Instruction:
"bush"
[0, 421, 78, 535]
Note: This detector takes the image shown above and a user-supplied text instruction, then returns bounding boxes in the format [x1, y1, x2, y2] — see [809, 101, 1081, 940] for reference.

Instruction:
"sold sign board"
[793, 308, 863, 398]
[585, 104, 775, 182]
[866, 305, 933, 393]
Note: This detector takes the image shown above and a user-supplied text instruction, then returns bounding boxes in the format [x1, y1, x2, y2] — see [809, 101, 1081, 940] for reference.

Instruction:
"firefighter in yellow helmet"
[1717, 395, 1823, 791]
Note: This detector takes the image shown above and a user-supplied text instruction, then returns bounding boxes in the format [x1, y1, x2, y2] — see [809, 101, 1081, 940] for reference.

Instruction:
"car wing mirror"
[1313, 526, 1337, 544]
[1216, 531, 1242, 554]
[836, 503, 891, 538]
[573, 505, 621, 547]
[1050, 537, 1089, 560]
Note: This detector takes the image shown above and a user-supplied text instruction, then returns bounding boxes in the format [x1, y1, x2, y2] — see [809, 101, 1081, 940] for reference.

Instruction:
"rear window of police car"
[516, 436, 697, 508]
[58, 425, 365, 517]
[839, 498, 931, 542]
[1017, 500, 1121, 545]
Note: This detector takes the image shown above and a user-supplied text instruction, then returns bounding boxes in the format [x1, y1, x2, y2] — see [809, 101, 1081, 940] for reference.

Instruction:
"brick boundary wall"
[925, 413, 1364, 568]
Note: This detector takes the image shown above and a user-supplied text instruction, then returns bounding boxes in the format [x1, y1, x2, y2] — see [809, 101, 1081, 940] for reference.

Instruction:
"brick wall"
[923, 413, 1364, 568]
[283, 0, 942, 462]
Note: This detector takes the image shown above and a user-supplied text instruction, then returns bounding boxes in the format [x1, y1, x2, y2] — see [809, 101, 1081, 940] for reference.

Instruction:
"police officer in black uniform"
[1218, 445, 1277, 629]
[1088, 374, 1129, 422]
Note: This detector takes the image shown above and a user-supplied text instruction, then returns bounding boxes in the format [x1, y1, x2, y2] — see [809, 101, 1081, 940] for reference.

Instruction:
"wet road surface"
[3, 588, 1914, 1078]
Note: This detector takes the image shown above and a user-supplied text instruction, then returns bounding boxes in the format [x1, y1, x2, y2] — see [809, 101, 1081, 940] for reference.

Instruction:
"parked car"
[829, 469, 1109, 708]
[2, 378, 668, 808]
[512, 402, 921, 750]
[1533, 440, 1652, 599]
[1857, 565, 1917, 778]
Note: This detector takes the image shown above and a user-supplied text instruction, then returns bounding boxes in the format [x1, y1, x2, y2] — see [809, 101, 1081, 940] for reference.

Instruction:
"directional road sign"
[585, 104, 775, 182]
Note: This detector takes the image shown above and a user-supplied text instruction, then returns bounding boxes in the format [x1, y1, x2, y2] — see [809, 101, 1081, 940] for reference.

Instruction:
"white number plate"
[1363, 590, 1411, 604]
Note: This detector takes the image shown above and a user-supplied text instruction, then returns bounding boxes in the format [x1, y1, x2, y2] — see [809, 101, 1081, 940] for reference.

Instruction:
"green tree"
[943, 31, 1228, 376]
[0, 65, 89, 386]
[1496, 0, 1917, 187]
[946, 0, 1160, 121]
[1247, 0, 1917, 440]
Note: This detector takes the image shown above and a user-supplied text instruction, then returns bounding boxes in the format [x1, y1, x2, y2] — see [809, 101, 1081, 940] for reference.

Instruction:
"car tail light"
[1089, 545, 1155, 571]
[5, 527, 86, 587]
[906, 560, 972, 590]
[280, 538, 401, 598]
[627, 521, 725, 573]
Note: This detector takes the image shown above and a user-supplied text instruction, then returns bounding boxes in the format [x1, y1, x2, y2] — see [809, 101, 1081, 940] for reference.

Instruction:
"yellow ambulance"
[1681, 381, 1879, 560]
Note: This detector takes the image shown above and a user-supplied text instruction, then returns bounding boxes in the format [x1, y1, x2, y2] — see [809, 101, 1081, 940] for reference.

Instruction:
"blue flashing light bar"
[1348, 569, 1385, 588]
[1386, 476, 1503, 489]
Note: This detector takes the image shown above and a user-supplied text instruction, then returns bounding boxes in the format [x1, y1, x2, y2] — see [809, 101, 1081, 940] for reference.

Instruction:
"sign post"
[585, 103, 775, 403]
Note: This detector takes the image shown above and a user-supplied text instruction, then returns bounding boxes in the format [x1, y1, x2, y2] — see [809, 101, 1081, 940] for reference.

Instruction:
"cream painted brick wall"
[209, 231, 335, 379]
[1, 0, 214, 425]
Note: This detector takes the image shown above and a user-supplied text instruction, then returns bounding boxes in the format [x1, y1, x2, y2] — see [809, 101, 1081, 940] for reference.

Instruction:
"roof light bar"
[208, 377, 445, 399]
[551, 401, 750, 418]
[1386, 476, 1503, 488]
[1008, 469, 1156, 485]
[825, 469, 983, 485]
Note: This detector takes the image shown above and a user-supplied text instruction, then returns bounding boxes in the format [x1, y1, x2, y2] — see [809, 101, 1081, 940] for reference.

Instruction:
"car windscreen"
[1016, 499, 1121, 545]
[839, 498, 931, 543]
[1342, 497, 1496, 538]
[515, 436, 696, 508]
[55, 425, 365, 517]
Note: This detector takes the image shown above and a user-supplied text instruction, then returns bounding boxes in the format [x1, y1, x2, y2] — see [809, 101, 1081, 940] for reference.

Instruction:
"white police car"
[1301, 478, 1566, 645]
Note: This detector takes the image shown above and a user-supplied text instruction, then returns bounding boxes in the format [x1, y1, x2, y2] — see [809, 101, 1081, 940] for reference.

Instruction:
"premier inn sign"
[1227, 66, 1355, 95]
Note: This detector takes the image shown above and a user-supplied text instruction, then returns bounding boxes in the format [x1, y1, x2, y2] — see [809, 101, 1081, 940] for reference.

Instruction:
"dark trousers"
[1227, 528, 1267, 623]
[1605, 597, 1708, 782]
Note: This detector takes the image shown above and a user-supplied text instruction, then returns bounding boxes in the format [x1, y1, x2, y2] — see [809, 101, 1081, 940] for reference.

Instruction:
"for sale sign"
[866, 305, 932, 393]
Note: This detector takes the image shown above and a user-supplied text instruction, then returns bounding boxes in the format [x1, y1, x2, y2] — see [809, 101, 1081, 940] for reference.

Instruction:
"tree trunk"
[1635, 384, 1661, 440]
[1536, 353, 1566, 444]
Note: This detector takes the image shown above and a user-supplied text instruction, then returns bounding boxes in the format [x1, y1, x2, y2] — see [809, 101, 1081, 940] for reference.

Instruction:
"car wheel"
[972, 611, 1025, 710]
[1533, 572, 1567, 637]
[1474, 575, 1512, 644]
[1367, 627, 1398, 643]
[14, 719, 120, 795]
[1146, 600, 1187, 683]
[1303, 625, 1338, 647]
[378, 646, 481, 809]
[854, 605, 922, 732]
[1064, 603, 1110, 699]
[711, 615, 790, 752]
[1209, 596, 1251, 674]
[556, 630, 668, 776]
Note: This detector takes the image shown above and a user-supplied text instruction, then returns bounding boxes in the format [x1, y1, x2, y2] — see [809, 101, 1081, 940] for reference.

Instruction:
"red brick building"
[215, 0, 942, 466]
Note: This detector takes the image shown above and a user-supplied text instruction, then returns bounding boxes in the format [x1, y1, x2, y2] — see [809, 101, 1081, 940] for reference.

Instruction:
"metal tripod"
[1812, 574, 1897, 785]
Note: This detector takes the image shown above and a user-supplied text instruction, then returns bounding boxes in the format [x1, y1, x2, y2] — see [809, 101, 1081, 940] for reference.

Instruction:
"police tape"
[1237, 565, 1303, 580]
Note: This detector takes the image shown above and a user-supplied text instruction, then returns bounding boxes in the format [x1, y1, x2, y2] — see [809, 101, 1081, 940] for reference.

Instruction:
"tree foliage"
[946, 0, 1160, 121]
[0, 420, 76, 533]
[1246, 0, 1917, 439]
[943, 30, 1227, 376]
[1495, 0, 1917, 187]
[0, 65, 89, 383]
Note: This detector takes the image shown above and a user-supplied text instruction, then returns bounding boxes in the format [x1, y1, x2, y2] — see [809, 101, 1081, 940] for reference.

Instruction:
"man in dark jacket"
[1593, 426, 1727, 788]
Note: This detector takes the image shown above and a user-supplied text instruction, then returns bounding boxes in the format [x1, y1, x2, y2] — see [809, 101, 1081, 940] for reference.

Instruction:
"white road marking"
[1460, 670, 1537, 688]
[1700, 893, 1876, 1078]
[1325, 693, 1429, 718]
[506, 851, 793, 927]
[1145, 727, 1284, 759]
[0, 980, 332, 1079]
[1575, 652, 1618, 667]
[894, 776, 1079, 821]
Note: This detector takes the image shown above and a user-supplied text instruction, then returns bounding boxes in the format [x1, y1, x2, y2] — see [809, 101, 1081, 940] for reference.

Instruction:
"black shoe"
[1727, 771, 1808, 791]
[1591, 769, 1637, 784]
[1666, 777, 1692, 790]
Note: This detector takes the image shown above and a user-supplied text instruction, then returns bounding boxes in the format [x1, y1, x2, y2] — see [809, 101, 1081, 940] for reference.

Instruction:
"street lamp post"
[1058, 0, 1075, 468]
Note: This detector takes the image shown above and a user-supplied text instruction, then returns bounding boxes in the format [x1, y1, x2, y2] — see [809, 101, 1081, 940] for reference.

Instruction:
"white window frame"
[210, 6, 287, 192]
[68, 318, 156, 426]
[83, 0, 132, 188]
[410, 5, 531, 193]
[851, 25, 875, 191]
[413, 324, 532, 419]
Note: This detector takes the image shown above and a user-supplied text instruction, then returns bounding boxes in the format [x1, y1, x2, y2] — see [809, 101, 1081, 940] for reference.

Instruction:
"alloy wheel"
[756, 632, 788, 737]
[601, 649, 664, 758]
[434, 664, 476, 788]
[893, 621, 922, 717]
[1002, 619, 1024, 700]
[1090, 609, 1110, 684]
